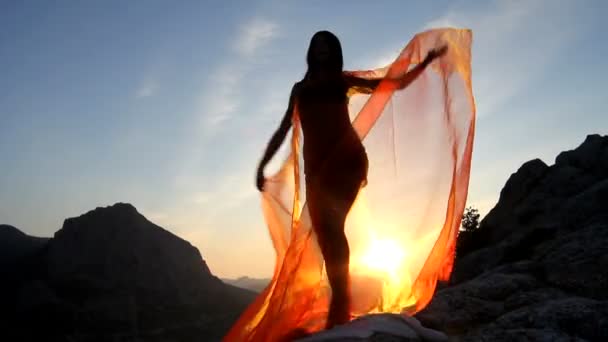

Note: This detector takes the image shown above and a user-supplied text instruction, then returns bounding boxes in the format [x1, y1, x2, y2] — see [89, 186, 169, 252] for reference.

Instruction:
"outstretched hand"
[394, 44, 449, 90]
[424, 45, 448, 64]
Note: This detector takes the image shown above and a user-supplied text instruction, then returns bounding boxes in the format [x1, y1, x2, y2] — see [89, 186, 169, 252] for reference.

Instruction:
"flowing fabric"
[225, 28, 475, 341]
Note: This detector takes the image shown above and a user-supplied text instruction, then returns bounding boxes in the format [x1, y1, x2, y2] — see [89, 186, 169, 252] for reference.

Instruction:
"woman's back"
[297, 78, 365, 178]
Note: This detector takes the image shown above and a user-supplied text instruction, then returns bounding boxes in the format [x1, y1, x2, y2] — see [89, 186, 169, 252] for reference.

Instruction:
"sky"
[1, 0, 607, 279]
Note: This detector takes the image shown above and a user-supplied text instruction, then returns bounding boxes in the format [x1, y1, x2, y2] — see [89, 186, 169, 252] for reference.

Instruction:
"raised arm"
[256, 83, 299, 191]
[345, 46, 447, 95]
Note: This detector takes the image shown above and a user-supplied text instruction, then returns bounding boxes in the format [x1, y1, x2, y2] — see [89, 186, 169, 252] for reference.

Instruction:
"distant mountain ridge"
[222, 276, 271, 293]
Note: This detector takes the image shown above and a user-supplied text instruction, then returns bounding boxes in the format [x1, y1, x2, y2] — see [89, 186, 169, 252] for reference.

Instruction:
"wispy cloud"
[423, 0, 582, 118]
[172, 16, 283, 226]
[136, 79, 159, 98]
[419, 0, 593, 216]
[234, 18, 279, 57]
[200, 17, 279, 130]
[202, 66, 243, 128]
[196, 171, 257, 213]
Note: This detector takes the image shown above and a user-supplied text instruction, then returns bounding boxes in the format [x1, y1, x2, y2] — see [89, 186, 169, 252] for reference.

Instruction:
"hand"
[424, 45, 448, 64]
[256, 167, 266, 192]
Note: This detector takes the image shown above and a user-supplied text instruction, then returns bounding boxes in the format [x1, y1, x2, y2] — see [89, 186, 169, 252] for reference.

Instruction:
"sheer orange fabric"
[225, 28, 475, 341]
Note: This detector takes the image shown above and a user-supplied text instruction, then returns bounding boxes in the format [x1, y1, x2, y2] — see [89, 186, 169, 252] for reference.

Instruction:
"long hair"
[305, 31, 344, 80]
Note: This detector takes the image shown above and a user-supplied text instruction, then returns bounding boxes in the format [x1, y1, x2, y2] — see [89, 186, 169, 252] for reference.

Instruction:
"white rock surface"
[297, 314, 447, 341]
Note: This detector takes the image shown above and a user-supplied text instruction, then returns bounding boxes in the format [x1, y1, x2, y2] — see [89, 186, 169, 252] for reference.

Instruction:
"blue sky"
[1, 0, 606, 278]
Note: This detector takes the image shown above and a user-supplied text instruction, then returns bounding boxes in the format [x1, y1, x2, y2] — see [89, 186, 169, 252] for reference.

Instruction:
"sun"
[359, 237, 406, 278]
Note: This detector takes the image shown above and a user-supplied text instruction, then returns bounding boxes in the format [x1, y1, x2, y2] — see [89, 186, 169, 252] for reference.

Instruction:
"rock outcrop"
[416, 134, 608, 341]
[1, 203, 255, 341]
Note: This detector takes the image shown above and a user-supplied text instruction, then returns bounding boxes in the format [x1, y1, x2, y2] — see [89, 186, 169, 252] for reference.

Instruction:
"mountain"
[1, 203, 255, 341]
[222, 276, 270, 293]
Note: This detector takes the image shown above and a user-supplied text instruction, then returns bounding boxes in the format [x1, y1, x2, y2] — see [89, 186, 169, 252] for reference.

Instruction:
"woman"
[255, 31, 447, 329]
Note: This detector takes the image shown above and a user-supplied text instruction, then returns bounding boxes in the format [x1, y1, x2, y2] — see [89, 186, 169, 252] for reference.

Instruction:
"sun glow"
[360, 237, 406, 277]
[344, 191, 421, 313]
[346, 192, 410, 279]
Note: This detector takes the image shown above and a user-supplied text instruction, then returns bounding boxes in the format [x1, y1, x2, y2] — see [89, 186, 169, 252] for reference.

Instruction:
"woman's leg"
[308, 176, 362, 329]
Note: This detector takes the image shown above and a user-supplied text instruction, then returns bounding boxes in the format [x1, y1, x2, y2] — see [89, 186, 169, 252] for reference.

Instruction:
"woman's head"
[306, 31, 343, 76]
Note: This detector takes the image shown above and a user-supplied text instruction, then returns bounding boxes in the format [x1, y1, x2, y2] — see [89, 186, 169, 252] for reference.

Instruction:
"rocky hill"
[0, 203, 255, 341]
[415, 134, 608, 341]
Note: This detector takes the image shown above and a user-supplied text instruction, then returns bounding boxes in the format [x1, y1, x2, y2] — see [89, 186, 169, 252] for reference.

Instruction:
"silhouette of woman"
[256, 31, 446, 329]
